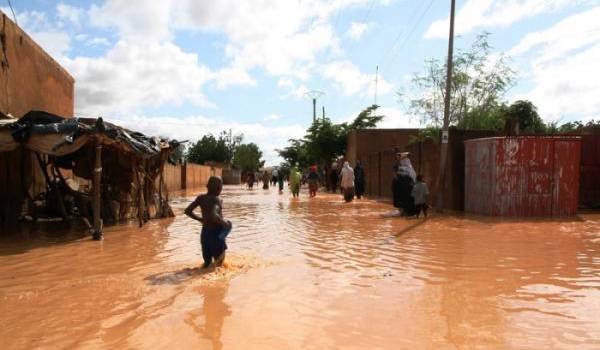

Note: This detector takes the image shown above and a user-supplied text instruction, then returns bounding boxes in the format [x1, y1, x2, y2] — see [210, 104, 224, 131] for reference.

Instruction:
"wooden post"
[435, 0, 456, 211]
[92, 144, 103, 240]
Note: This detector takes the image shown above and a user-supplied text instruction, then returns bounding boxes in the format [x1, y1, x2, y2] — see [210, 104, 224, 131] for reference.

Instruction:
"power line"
[379, 0, 436, 75]
[345, 0, 435, 113]
[376, 1, 427, 68]
[6, 0, 17, 25]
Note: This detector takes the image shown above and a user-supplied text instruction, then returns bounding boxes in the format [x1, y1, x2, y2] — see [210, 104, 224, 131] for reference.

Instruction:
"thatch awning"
[0, 110, 181, 157]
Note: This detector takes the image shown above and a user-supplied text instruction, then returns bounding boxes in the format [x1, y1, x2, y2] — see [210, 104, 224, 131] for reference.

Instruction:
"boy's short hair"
[207, 176, 223, 193]
[416, 174, 423, 182]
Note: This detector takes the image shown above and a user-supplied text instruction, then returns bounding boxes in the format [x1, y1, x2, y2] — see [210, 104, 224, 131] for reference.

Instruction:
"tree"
[347, 104, 384, 129]
[277, 105, 385, 167]
[186, 131, 243, 165]
[401, 33, 515, 128]
[277, 139, 310, 168]
[505, 100, 545, 133]
[233, 143, 264, 173]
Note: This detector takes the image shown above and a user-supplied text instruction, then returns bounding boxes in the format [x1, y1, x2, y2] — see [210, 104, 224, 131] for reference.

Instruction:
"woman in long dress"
[340, 161, 355, 202]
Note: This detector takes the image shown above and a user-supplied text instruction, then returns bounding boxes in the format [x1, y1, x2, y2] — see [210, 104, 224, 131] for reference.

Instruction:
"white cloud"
[376, 107, 422, 128]
[87, 37, 111, 46]
[323, 60, 392, 96]
[87, 1, 391, 86]
[425, 0, 578, 39]
[263, 114, 282, 121]
[57, 3, 84, 26]
[89, 0, 171, 42]
[213, 66, 256, 89]
[347, 21, 371, 40]
[66, 41, 212, 114]
[510, 6, 600, 122]
[107, 115, 305, 165]
[277, 78, 294, 89]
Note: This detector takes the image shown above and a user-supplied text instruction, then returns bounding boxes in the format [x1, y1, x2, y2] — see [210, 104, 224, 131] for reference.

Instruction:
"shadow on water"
[145, 266, 217, 285]
[0, 221, 90, 256]
[393, 218, 428, 237]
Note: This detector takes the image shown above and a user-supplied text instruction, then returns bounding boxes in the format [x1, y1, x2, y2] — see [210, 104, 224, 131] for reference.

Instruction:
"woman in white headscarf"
[340, 161, 355, 202]
[390, 153, 416, 215]
[400, 153, 416, 181]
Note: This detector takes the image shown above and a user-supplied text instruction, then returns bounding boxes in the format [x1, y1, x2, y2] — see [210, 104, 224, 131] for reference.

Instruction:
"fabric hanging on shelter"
[0, 110, 181, 157]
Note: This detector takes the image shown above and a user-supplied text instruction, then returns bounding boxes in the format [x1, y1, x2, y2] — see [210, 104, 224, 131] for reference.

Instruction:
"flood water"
[1, 186, 600, 349]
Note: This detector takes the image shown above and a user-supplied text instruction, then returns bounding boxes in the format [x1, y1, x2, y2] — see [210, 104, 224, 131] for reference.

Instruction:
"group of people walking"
[186, 153, 428, 269]
[245, 152, 429, 217]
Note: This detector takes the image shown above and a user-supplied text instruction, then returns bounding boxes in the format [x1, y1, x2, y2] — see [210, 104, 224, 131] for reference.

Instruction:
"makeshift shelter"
[0, 111, 181, 238]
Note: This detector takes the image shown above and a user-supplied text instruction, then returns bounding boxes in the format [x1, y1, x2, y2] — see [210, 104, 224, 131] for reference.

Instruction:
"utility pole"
[374, 65, 379, 106]
[322, 106, 325, 120]
[435, 0, 456, 211]
[304, 90, 325, 123]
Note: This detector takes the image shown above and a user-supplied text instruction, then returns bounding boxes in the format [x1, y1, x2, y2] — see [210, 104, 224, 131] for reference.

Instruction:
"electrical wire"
[6, 0, 17, 25]
[379, 0, 436, 75]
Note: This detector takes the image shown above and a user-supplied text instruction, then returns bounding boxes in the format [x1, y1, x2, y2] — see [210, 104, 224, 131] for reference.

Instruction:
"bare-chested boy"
[185, 176, 232, 268]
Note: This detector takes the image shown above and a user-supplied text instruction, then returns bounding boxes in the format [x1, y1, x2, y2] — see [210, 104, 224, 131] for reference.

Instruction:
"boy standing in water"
[185, 176, 232, 268]
[411, 175, 429, 218]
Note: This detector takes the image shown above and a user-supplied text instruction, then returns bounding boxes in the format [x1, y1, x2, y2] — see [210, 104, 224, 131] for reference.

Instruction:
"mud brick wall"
[347, 129, 420, 198]
[0, 13, 74, 228]
[163, 163, 223, 191]
[0, 12, 74, 118]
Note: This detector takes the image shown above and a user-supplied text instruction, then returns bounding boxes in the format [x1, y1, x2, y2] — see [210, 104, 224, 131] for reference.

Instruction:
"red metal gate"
[465, 137, 581, 217]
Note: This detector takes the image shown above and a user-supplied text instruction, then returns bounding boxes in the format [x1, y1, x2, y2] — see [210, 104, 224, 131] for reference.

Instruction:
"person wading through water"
[392, 152, 417, 216]
[340, 161, 355, 202]
[290, 165, 302, 198]
[308, 165, 320, 198]
[354, 160, 365, 199]
[185, 176, 232, 268]
[262, 171, 270, 190]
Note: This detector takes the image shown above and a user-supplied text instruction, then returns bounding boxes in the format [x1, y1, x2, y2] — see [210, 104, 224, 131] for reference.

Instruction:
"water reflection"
[186, 282, 231, 350]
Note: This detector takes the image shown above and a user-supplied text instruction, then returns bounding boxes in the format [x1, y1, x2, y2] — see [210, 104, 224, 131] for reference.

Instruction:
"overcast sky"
[6, 0, 600, 164]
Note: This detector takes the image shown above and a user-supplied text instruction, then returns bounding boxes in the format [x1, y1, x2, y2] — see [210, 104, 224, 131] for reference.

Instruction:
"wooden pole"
[92, 144, 103, 240]
[435, 0, 456, 211]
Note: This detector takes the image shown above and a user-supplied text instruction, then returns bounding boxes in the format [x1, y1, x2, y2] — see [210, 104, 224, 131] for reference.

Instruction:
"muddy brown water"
[1, 186, 600, 349]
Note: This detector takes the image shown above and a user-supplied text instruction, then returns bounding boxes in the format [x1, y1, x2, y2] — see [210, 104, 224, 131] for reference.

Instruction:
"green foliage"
[546, 119, 600, 134]
[346, 104, 384, 129]
[277, 105, 384, 168]
[277, 139, 310, 168]
[409, 126, 441, 144]
[402, 33, 515, 128]
[233, 143, 264, 173]
[304, 118, 347, 165]
[457, 104, 506, 131]
[186, 131, 242, 165]
[505, 100, 545, 133]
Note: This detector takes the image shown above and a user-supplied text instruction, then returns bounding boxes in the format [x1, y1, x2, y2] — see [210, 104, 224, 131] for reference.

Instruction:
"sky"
[4, 0, 600, 165]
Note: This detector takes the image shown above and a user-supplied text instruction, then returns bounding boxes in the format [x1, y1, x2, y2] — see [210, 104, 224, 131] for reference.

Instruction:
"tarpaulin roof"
[0, 111, 181, 157]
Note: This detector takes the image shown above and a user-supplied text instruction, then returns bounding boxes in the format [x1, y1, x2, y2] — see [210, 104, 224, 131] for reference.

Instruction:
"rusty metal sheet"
[465, 137, 581, 217]
[553, 140, 581, 216]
